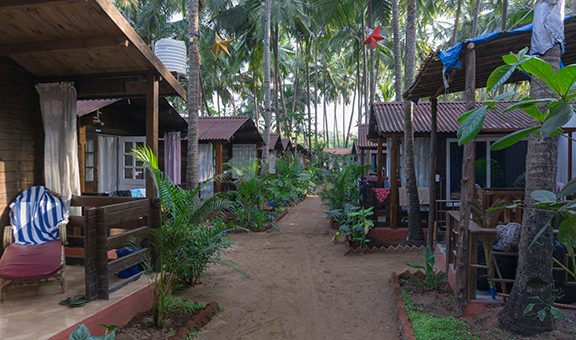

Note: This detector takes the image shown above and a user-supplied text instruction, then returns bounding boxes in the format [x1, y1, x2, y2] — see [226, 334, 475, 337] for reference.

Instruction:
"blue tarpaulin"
[439, 8, 570, 90]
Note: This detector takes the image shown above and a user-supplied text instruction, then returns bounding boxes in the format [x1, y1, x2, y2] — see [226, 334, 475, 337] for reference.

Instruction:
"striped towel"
[9, 186, 69, 245]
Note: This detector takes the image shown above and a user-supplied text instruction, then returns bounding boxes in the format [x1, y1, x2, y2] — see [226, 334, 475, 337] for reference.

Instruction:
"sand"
[184, 195, 422, 340]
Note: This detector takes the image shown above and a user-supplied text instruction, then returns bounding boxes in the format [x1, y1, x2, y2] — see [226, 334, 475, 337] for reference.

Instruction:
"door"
[84, 136, 97, 193]
[118, 137, 146, 190]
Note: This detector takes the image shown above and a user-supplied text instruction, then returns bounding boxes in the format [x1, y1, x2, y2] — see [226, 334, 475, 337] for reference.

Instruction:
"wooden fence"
[68, 196, 161, 300]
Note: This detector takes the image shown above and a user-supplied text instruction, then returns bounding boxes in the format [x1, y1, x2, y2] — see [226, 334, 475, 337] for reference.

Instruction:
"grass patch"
[164, 296, 207, 315]
[401, 289, 467, 340]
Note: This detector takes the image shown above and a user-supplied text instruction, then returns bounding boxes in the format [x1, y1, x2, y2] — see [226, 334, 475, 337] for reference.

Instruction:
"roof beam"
[0, 0, 73, 9]
[0, 36, 129, 56]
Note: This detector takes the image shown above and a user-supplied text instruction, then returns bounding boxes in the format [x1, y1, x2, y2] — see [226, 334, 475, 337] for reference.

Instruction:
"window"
[446, 139, 527, 200]
[122, 141, 145, 180]
[85, 138, 95, 182]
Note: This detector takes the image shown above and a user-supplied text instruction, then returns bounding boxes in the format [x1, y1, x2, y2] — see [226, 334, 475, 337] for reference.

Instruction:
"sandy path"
[185, 195, 422, 340]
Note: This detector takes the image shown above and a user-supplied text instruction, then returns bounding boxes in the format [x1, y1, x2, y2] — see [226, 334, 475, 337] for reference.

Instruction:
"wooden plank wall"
[0, 57, 43, 225]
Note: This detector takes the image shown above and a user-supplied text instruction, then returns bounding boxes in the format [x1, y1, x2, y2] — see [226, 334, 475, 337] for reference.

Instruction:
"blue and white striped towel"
[9, 186, 68, 245]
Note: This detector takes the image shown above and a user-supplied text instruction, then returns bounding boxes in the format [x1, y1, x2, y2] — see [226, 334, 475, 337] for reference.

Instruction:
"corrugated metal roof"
[356, 124, 378, 150]
[281, 138, 292, 150]
[325, 148, 352, 155]
[268, 133, 283, 151]
[77, 99, 120, 116]
[198, 116, 262, 143]
[370, 101, 535, 135]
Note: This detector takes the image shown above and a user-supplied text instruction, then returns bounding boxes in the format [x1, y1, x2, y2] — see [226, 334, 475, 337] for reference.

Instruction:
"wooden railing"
[68, 196, 161, 300]
[446, 211, 571, 302]
[475, 188, 524, 223]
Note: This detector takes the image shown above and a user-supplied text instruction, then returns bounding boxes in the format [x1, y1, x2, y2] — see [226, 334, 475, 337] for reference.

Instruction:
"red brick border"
[390, 270, 420, 340]
[344, 237, 425, 255]
[169, 301, 220, 340]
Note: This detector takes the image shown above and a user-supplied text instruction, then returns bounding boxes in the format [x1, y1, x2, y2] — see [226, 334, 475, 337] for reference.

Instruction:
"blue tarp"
[439, 13, 571, 89]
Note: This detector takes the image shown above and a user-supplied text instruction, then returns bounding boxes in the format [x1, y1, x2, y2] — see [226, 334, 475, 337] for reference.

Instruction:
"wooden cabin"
[267, 133, 285, 174]
[196, 116, 263, 195]
[367, 101, 533, 228]
[77, 98, 187, 194]
[0, 0, 185, 307]
[352, 123, 385, 174]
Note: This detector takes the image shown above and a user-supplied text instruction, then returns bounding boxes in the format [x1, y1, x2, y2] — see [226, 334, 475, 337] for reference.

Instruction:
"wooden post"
[569, 131, 573, 182]
[456, 43, 476, 303]
[427, 97, 438, 249]
[390, 136, 399, 228]
[215, 143, 223, 193]
[146, 74, 159, 200]
[377, 136, 384, 186]
[78, 124, 86, 193]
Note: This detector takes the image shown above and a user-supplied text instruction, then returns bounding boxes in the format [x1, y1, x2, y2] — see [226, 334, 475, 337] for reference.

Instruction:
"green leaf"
[520, 58, 562, 94]
[457, 107, 478, 123]
[560, 177, 576, 197]
[556, 65, 576, 96]
[503, 99, 553, 122]
[531, 190, 557, 203]
[502, 52, 519, 65]
[540, 102, 574, 137]
[523, 303, 535, 315]
[550, 307, 565, 320]
[490, 126, 539, 151]
[70, 324, 91, 340]
[529, 221, 551, 248]
[537, 309, 547, 322]
[458, 106, 487, 145]
[487, 64, 517, 91]
[558, 216, 576, 249]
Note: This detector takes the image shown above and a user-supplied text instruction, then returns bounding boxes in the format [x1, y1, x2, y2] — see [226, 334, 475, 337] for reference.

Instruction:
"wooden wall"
[0, 57, 43, 224]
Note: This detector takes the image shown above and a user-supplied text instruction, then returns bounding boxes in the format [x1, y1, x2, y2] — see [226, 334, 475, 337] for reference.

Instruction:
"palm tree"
[403, 0, 423, 243]
[261, 0, 272, 176]
[391, 0, 402, 101]
[186, 0, 200, 187]
[499, 1, 563, 334]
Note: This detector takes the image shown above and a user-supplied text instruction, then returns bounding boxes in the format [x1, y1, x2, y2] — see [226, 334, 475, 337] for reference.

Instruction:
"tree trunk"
[334, 99, 339, 147]
[404, 0, 422, 242]
[261, 0, 272, 176]
[451, 0, 463, 45]
[368, 0, 375, 107]
[392, 0, 403, 101]
[306, 40, 312, 154]
[502, 0, 509, 31]
[186, 0, 200, 187]
[323, 63, 328, 144]
[472, 0, 481, 36]
[279, 73, 289, 137]
[314, 43, 319, 145]
[362, 15, 369, 123]
[499, 42, 562, 338]
[342, 95, 346, 145]
[356, 41, 362, 123]
[273, 23, 281, 135]
[345, 77, 357, 148]
[291, 39, 300, 136]
[253, 70, 259, 129]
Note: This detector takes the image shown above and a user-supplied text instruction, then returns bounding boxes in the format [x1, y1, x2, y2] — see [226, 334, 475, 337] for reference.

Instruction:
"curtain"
[268, 153, 277, 174]
[198, 143, 214, 198]
[400, 137, 430, 187]
[231, 144, 257, 169]
[98, 135, 118, 193]
[35, 82, 80, 206]
[163, 131, 181, 185]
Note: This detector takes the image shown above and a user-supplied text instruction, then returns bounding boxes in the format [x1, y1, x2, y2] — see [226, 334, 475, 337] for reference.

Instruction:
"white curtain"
[231, 144, 257, 169]
[35, 82, 81, 205]
[400, 137, 430, 187]
[98, 135, 118, 193]
[268, 153, 277, 174]
[198, 143, 214, 198]
[163, 131, 181, 185]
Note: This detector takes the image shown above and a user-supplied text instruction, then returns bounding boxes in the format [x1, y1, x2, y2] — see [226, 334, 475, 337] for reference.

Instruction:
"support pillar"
[215, 143, 223, 193]
[456, 43, 476, 303]
[427, 97, 438, 249]
[390, 136, 399, 228]
[377, 136, 384, 186]
[146, 74, 159, 200]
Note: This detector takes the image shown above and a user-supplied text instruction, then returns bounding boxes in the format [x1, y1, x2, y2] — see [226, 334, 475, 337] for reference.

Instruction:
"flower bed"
[391, 270, 576, 339]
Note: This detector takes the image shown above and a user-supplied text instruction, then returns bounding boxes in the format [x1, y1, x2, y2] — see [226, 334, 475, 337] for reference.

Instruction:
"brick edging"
[169, 301, 219, 339]
[391, 270, 418, 340]
[345, 237, 425, 255]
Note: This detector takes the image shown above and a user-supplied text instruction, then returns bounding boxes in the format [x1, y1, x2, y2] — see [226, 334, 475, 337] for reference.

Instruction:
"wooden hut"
[368, 101, 533, 228]
[267, 133, 284, 174]
[352, 123, 384, 174]
[197, 116, 263, 194]
[77, 98, 187, 193]
[0, 0, 185, 303]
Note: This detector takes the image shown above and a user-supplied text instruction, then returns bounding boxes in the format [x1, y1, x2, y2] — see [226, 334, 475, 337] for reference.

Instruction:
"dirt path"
[185, 195, 422, 340]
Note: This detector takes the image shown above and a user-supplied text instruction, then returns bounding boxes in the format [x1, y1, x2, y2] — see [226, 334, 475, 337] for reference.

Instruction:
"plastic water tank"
[154, 38, 187, 78]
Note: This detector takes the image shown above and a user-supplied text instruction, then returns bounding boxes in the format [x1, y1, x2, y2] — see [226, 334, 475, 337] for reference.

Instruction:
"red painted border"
[390, 270, 417, 340]
[49, 284, 153, 339]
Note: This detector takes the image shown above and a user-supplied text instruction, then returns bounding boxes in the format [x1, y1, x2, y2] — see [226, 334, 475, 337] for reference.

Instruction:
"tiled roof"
[281, 138, 292, 150]
[198, 116, 262, 143]
[355, 124, 378, 152]
[77, 99, 120, 116]
[324, 148, 352, 155]
[268, 133, 283, 151]
[370, 101, 535, 135]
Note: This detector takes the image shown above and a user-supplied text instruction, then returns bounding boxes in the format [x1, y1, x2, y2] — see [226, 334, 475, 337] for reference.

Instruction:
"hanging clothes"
[163, 131, 181, 185]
